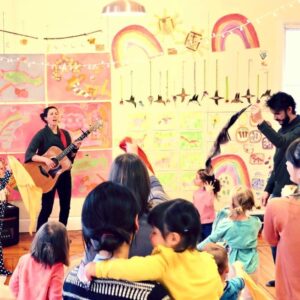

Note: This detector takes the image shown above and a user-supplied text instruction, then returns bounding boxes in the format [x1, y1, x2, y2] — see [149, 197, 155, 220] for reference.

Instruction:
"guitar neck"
[56, 129, 91, 162]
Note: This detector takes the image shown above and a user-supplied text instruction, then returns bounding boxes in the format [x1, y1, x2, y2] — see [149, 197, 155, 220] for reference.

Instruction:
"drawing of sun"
[153, 9, 186, 44]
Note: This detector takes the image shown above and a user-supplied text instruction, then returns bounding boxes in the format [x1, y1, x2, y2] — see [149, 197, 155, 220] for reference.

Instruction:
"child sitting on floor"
[197, 186, 262, 279]
[84, 199, 223, 300]
[9, 221, 69, 300]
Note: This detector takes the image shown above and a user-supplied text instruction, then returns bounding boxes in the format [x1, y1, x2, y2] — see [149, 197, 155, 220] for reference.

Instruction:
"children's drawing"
[0, 55, 44, 101]
[153, 131, 177, 150]
[72, 150, 111, 197]
[179, 111, 204, 130]
[153, 151, 177, 170]
[47, 53, 111, 101]
[212, 13, 260, 52]
[179, 151, 204, 170]
[54, 102, 112, 148]
[111, 25, 163, 68]
[180, 131, 202, 149]
[0, 105, 44, 151]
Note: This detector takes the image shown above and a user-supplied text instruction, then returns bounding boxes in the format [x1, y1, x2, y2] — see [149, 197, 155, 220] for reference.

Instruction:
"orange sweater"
[263, 197, 300, 300]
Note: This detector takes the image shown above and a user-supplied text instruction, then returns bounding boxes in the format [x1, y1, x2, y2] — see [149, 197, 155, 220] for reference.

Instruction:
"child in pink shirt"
[193, 169, 221, 239]
[9, 221, 69, 300]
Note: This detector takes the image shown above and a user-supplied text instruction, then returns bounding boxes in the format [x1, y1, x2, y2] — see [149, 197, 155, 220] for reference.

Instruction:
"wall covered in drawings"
[1, 0, 299, 230]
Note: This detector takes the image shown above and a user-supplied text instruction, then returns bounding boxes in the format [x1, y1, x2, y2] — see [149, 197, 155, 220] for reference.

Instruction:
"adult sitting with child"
[84, 199, 223, 300]
[63, 181, 169, 299]
[263, 138, 300, 300]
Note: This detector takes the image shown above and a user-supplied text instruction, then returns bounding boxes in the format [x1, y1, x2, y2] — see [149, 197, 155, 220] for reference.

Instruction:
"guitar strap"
[59, 129, 68, 149]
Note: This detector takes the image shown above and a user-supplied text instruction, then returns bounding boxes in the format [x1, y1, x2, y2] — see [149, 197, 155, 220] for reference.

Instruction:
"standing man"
[251, 91, 300, 287]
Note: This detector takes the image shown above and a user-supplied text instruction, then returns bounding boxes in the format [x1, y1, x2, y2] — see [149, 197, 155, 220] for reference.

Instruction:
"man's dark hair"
[266, 92, 296, 114]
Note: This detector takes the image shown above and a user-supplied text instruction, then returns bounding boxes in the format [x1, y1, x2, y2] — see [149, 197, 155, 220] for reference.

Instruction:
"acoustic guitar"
[24, 121, 102, 193]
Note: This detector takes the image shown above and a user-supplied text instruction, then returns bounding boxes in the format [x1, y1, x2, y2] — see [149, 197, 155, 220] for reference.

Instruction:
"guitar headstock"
[88, 120, 103, 132]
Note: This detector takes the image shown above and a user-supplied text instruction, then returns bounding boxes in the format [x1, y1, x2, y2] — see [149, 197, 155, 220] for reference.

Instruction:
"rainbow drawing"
[212, 14, 260, 52]
[112, 25, 163, 68]
[212, 154, 251, 187]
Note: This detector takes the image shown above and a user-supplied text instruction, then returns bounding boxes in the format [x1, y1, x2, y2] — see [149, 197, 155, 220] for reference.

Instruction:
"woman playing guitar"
[25, 106, 81, 231]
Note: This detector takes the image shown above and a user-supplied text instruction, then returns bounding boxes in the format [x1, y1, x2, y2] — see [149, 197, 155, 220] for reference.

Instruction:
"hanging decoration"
[231, 52, 242, 103]
[119, 75, 124, 105]
[242, 59, 255, 103]
[201, 59, 209, 101]
[165, 70, 171, 103]
[210, 59, 223, 105]
[154, 71, 166, 105]
[125, 70, 137, 107]
[259, 71, 271, 102]
[176, 61, 189, 102]
[148, 59, 153, 104]
[188, 60, 200, 105]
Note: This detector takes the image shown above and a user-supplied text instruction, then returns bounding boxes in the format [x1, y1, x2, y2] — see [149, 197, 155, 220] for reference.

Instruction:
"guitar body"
[24, 146, 72, 193]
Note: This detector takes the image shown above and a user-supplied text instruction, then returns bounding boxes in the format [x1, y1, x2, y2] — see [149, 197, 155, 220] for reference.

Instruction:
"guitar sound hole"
[51, 158, 59, 167]
[39, 166, 50, 178]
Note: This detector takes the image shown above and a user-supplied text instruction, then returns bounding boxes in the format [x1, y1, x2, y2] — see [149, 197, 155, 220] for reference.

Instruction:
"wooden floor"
[2, 231, 276, 299]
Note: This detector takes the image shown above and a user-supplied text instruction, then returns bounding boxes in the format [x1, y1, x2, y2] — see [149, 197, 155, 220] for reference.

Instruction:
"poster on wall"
[47, 53, 111, 101]
[0, 104, 44, 152]
[71, 150, 112, 197]
[54, 102, 112, 149]
[0, 54, 45, 101]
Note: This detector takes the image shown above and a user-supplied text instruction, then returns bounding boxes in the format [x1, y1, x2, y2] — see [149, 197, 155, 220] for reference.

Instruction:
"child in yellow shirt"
[84, 199, 223, 300]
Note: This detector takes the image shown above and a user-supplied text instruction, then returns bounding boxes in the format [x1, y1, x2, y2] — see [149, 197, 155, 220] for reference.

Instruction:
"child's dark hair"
[31, 221, 69, 267]
[266, 92, 296, 114]
[148, 199, 201, 252]
[286, 138, 300, 168]
[40, 106, 58, 123]
[82, 181, 139, 255]
[202, 243, 228, 275]
[197, 169, 221, 194]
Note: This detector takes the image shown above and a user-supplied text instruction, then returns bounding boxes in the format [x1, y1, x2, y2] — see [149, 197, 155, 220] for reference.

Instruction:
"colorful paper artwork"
[71, 150, 112, 197]
[179, 111, 204, 130]
[0, 104, 44, 152]
[212, 14, 260, 52]
[112, 25, 163, 68]
[0, 54, 45, 101]
[180, 171, 196, 190]
[153, 131, 177, 150]
[152, 113, 176, 130]
[153, 151, 178, 170]
[156, 171, 178, 192]
[54, 102, 112, 149]
[127, 113, 149, 131]
[179, 151, 204, 170]
[47, 53, 111, 101]
[212, 154, 251, 205]
[180, 131, 202, 149]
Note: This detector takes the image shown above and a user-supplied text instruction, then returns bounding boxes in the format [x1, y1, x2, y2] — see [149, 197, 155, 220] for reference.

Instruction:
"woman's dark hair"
[82, 181, 139, 255]
[286, 138, 300, 168]
[148, 199, 201, 252]
[197, 169, 221, 195]
[31, 221, 69, 267]
[40, 106, 58, 123]
[266, 92, 296, 114]
[109, 153, 150, 216]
